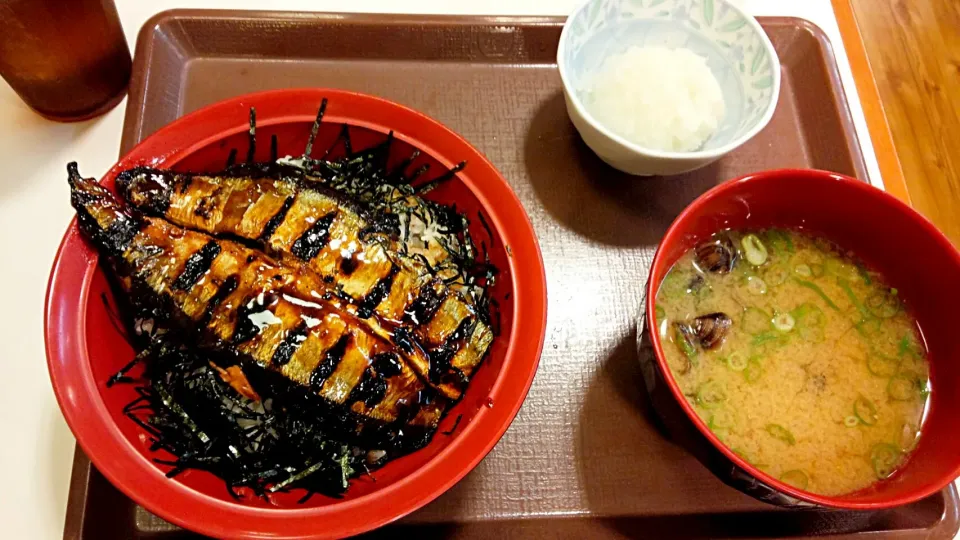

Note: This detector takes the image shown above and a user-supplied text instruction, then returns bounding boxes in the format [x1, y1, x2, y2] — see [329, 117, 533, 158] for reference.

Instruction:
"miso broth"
[655, 229, 930, 496]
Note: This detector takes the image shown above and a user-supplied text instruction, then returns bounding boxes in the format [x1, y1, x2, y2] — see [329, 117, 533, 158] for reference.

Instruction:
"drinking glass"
[0, 0, 132, 121]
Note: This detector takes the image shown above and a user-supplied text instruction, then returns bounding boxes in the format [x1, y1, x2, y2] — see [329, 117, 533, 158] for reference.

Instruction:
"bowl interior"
[83, 120, 516, 507]
[561, 0, 778, 151]
[647, 170, 960, 507]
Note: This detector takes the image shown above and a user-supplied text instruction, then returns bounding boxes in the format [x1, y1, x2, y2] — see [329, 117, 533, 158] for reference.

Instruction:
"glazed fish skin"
[117, 167, 491, 398]
[69, 165, 443, 433]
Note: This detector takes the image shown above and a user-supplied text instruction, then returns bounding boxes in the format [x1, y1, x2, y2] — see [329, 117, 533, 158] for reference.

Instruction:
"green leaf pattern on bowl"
[565, 0, 776, 138]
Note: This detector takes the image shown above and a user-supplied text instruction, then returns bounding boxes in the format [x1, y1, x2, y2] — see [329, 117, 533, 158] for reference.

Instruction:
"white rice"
[581, 45, 725, 152]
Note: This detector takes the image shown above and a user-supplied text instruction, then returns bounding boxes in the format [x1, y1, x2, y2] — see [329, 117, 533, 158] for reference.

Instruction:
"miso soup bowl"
[641, 169, 960, 509]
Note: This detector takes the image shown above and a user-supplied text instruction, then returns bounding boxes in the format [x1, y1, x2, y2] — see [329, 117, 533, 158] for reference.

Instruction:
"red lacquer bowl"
[45, 89, 547, 538]
[642, 169, 960, 509]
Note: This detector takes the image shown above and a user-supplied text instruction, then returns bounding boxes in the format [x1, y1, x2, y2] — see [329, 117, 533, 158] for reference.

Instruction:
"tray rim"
[63, 9, 959, 540]
[123, 3, 917, 200]
[123, 10, 571, 152]
[125, 10, 856, 174]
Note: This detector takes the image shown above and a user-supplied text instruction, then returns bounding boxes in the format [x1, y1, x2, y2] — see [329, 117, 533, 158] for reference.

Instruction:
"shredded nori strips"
[116, 341, 365, 500]
[105, 98, 501, 503]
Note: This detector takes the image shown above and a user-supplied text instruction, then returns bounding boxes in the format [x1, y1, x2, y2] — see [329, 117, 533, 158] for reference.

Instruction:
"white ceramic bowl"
[558, 0, 781, 176]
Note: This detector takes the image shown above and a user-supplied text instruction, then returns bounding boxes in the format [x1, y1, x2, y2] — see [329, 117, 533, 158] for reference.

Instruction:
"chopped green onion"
[738, 264, 758, 278]
[897, 336, 910, 357]
[866, 290, 900, 318]
[725, 351, 747, 371]
[765, 423, 796, 445]
[854, 395, 878, 425]
[791, 303, 825, 326]
[783, 232, 796, 252]
[655, 306, 669, 338]
[825, 258, 860, 281]
[870, 443, 901, 479]
[752, 331, 781, 346]
[743, 357, 763, 383]
[855, 317, 882, 337]
[765, 229, 795, 254]
[857, 263, 873, 285]
[780, 469, 809, 490]
[899, 422, 920, 452]
[866, 354, 899, 378]
[673, 324, 698, 360]
[794, 264, 812, 277]
[763, 264, 790, 286]
[870, 334, 902, 360]
[772, 313, 795, 332]
[753, 334, 790, 355]
[726, 351, 748, 371]
[791, 303, 826, 342]
[888, 372, 923, 401]
[844, 415, 860, 428]
[741, 234, 769, 266]
[696, 381, 726, 409]
[659, 269, 689, 299]
[837, 277, 871, 320]
[746, 276, 767, 295]
[798, 326, 825, 343]
[897, 334, 923, 359]
[794, 278, 840, 310]
[708, 409, 732, 429]
[742, 307, 773, 334]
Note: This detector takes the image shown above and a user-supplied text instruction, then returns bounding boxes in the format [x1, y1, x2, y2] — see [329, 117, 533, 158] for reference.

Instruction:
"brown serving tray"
[64, 10, 959, 539]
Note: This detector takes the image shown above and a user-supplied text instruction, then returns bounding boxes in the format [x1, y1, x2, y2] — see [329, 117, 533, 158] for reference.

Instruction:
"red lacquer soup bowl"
[642, 169, 960, 509]
[45, 89, 547, 538]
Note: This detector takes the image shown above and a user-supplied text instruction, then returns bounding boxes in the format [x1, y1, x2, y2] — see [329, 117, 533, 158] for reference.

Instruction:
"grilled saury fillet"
[116, 167, 493, 400]
[69, 164, 444, 444]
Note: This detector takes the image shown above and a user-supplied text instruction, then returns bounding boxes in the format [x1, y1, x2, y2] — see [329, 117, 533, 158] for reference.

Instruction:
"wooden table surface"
[850, 0, 960, 246]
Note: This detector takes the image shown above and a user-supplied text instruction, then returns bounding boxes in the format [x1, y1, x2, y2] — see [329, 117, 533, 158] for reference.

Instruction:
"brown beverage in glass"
[0, 0, 132, 121]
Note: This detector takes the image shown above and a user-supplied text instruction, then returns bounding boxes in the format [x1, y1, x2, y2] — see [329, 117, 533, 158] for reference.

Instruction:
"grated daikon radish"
[581, 46, 726, 152]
